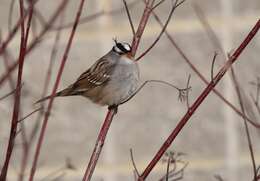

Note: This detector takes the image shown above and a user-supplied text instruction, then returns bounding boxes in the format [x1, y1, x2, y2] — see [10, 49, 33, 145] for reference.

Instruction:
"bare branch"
[230, 65, 257, 180]
[151, 10, 260, 128]
[119, 79, 190, 106]
[83, 0, 158, 180]
[0, 0, 33, 178]
[185, 75, 191, 110]
[136, 0, 185, 61]
[152, 0, 166, 10]
[0, 87, 19, 101]
[138, 19, 260, 180]
[29, 0, 83, 180]
[211, 52, 218, 82]
[18, 107, 43, 123]
[130, 149, 140, 177]
[122, 0, 136, 36]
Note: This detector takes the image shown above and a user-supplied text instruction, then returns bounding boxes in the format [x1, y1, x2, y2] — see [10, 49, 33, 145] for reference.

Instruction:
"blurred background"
[0, 0, 260, 180]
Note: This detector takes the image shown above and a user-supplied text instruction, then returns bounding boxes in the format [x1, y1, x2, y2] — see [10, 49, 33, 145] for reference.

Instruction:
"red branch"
[82, 109, 116, 180]
[151, 11, 260, 128]
[131, 0, 155, 56]
[0, 0, 68, 88]
[0, 1, 33, 180]
[28, 0, 86, 180]
[82, 1, 155, 181]
[138, 19, 260, 180]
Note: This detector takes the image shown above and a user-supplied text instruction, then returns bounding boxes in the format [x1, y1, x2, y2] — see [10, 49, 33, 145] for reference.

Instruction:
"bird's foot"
[108, 105, 118, 114]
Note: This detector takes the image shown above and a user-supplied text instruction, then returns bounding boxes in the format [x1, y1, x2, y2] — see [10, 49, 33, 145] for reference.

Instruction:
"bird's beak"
[126, 52, 134, 59]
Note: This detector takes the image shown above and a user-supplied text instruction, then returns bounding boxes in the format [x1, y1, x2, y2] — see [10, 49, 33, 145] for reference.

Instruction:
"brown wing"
[68, 57, 114, 94]
[34, 58, 114, 103]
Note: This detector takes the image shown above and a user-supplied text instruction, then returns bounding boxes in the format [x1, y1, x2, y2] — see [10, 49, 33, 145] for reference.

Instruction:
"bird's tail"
[34, 87, 73, 104]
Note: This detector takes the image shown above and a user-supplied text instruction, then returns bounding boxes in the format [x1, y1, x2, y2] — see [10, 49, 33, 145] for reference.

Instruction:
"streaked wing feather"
[71, 58, 113, 92]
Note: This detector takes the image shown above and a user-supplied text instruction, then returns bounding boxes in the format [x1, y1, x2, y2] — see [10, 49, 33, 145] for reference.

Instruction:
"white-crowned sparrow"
[36, 40, 140, 108]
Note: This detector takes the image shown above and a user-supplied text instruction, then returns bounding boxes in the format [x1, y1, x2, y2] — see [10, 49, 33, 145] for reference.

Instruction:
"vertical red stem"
[0, 0, 27, 180]
[82, 109, 116, 181]
[138, 19, 260, 180]
[28, 0, 86, 180]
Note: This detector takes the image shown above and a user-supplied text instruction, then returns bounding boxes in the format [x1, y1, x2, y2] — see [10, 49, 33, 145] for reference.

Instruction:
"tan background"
[0, 0, 260, 180]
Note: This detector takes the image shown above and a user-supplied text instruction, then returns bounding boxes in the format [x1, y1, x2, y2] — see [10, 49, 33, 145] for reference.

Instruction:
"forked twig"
[151, 11, 260, 128]
[35, 0, 139, 31]
[0, 0, 33, 179]
[122, 0, 135, 36]
[83, 0, 157, 180]
[130, 149, 141, 177]
[136, 0, 185, 61]
[119, 79, 190, 105]
[230, 65, 257, 180]
[0, 0, 68, 88]
[196, 5, 258, 179]
[138, 19, 260, 180]
[28, 0, 84, 180]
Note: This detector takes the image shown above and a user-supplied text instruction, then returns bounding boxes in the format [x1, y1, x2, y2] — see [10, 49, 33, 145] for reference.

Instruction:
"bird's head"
[112, 39, 132, 56]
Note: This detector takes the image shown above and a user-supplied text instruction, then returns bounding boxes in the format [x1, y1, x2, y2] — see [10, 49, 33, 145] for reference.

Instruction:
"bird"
[35, 40, 140, 110]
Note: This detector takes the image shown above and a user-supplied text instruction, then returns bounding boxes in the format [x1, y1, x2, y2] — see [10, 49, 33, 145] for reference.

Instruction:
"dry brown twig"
[82, 1, 187, 180]
[28, 0, 84, 180]
[150, 8, 260, 128]
[0, 0, 33, 179]
[138, 19, 260, 180]
[250, 77, 260, 115]
[34, 0, 139, 31]
[230, 66, 257, 180]
[130, 149, 141, 178]
[159, 151, 188, 181]
[194, 5, 258, 179]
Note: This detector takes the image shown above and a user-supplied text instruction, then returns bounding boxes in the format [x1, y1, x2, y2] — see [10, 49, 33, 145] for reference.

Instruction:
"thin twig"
[152, 0, 166, 10]
[18, 107, 43, 123]
[130, 149, 140, 177]
[0, 0, 30, 179]
[165, 157, 170, 181]
[119, 79, 189, 105]
[193, 3, 225, 57]
[185, 75, 191, 110]
[151, 11, 260, 128]
[28, 0, 84, 180]
[211, 52, 218, 82]
[136, 0, 185, 61]
[250, 77, 260, 115]
[122, 0, 135, 36]
[82, 1, 158, 180]
[2, 49, 16, 90]
[8, 0, 16, 32]
[0, 0, 68, 88]
[0, 88, 18, 101]
[131, 0, 155, 56]
[138, 19, 260, 180]
[230, 65, 257, 180]
[195, 6, 258, 179]
[35, 0, 139, 31]
[0, 0, 39, 56]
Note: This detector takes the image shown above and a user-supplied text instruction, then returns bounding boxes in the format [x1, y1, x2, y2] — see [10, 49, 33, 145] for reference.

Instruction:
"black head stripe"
[113, 41, 131, 54]
[116, 43, 128, 53]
